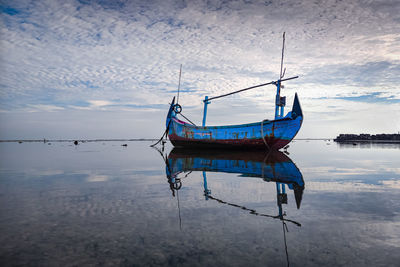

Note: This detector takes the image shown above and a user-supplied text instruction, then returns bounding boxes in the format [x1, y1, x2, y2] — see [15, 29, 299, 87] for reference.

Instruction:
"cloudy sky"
[1, 0, 399, 139]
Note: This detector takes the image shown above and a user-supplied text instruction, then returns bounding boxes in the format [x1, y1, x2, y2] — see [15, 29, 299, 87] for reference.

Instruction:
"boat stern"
[291, 92, 303, 119]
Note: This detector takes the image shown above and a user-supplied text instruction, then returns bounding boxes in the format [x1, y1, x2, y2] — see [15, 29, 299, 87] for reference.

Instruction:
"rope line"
[150, 120, 171, 147]
[261, 119, 270, 150]
[179, 113, 196, 126]
[206, 194, 301, 227]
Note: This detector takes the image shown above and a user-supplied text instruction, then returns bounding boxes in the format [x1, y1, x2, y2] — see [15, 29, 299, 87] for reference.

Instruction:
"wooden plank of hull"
[168, 114, 303, 150]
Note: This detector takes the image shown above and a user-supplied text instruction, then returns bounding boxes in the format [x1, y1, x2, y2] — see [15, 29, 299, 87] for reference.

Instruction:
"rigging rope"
[179, 113, 196, 126]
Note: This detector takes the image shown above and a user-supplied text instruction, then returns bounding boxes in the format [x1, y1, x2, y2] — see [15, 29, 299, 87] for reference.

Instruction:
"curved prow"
[292, 93, 303, 119]
[166, 96, 176, 128]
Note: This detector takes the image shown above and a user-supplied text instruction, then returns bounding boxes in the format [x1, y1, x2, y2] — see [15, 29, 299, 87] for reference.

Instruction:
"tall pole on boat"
[280, 33, 285, 80]
[202, 96, 210, 127]
[275, 32, 286, 120]
[177, 64, 182, 104]
[275, 82, 282, 120]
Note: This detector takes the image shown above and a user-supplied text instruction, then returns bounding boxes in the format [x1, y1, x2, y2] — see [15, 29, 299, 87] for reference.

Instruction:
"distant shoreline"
[0, 139, 158, 143]
[334, 133, 400, 143]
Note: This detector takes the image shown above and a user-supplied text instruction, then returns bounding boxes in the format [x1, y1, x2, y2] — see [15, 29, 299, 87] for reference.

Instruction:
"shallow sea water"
[0, 140, 399, 266]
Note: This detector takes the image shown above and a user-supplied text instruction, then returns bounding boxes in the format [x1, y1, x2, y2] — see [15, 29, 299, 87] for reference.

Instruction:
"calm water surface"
[0, 140, 399, 266]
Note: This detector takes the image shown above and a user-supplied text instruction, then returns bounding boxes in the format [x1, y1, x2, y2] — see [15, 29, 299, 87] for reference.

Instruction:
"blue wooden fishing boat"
[166, 92, 302, 150]
[156, 33, 303, 150]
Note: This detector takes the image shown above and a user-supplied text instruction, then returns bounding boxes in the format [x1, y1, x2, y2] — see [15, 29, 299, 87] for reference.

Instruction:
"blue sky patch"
[1, 6, 20, 16]
[335, 92, 400, 104]
[306, 61, 400, 87]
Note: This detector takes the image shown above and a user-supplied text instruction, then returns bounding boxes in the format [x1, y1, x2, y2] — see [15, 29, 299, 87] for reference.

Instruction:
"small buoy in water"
[352, 143, 357, 146]
[122, 144, 128, 147]
[18, 141, 23, 144]
[74, 140, 78, 145]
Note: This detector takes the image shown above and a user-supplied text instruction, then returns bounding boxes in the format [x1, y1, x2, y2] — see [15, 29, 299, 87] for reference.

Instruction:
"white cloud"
[87, 100, 113, 108]
[28, 104, 65, 112]
[306, 181, 390, 192]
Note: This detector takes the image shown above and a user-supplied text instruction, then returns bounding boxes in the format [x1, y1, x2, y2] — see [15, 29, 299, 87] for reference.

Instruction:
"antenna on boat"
[275, 32, 288, 120]
[177, 64, 182, 104]
[280, 32, 286, 79]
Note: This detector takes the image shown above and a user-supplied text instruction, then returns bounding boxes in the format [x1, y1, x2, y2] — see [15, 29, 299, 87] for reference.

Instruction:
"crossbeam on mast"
[204, 76, 298, 102]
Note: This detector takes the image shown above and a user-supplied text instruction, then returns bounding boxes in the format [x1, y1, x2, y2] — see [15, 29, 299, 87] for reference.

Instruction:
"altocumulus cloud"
[0, 0, 399, 139]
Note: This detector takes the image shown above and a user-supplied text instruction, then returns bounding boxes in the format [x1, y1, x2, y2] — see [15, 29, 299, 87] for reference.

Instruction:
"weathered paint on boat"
[166, 93, 303, 150]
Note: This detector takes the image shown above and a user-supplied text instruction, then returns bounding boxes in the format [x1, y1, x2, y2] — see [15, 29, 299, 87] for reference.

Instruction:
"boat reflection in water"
[163, 148, 305, 264]
[165, 148, 304, 219]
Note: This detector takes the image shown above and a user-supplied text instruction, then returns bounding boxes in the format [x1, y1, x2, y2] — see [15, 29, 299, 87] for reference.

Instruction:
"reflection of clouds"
[31, 169, 65, 176]
[381, 180, 400, 189]
[303, 166, 400, 176]
[307, 180, 400, 192]
[86, 174, 109, 182]
[307, 181, 380, 192]
[385, 167, 400, 175]
[1, 141, 399, 266]
[16, 167, 161, 182]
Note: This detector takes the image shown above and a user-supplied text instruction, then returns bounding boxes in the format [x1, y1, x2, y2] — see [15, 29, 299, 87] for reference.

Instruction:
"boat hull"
[167, 93, 303, 150]
[168, 117, 301, 149]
